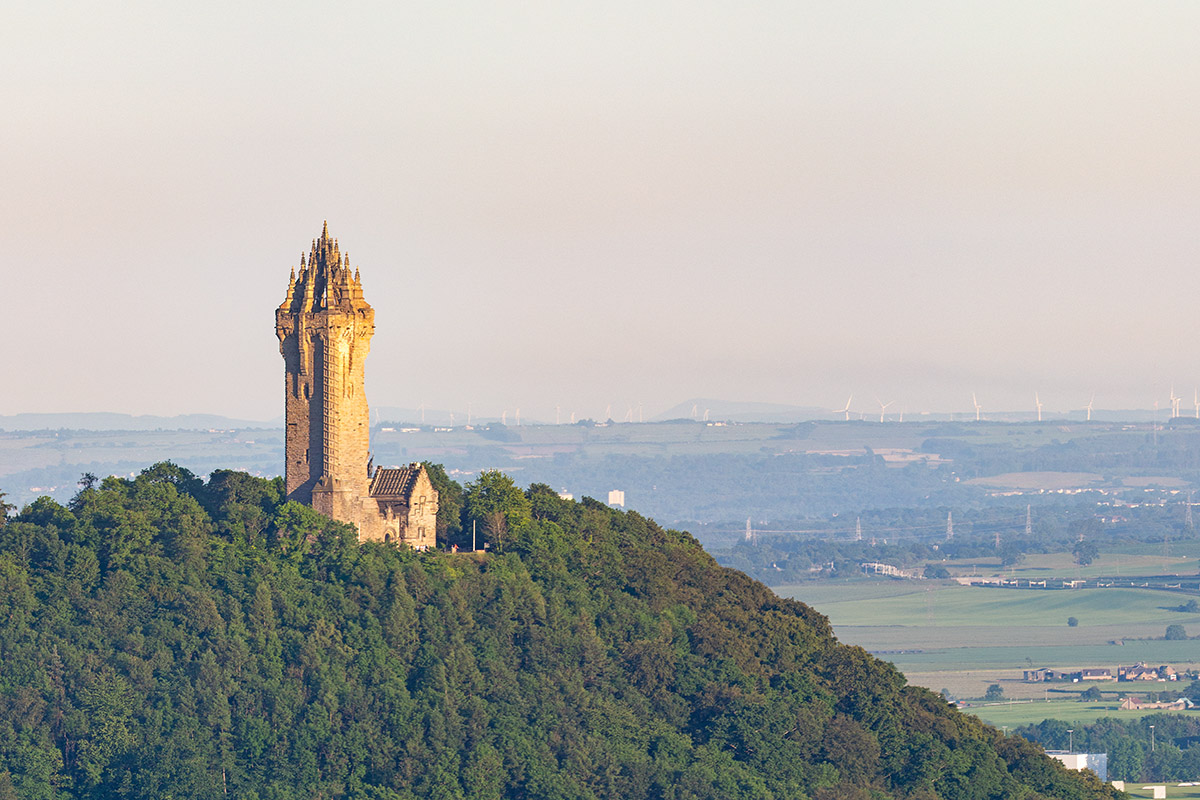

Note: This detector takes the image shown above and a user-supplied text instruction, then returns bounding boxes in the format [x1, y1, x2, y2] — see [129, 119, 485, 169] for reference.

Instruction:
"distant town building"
[1118, 663, 1177, 681]
[1119, 697, 1194, 711]
[1045, 751, 1108, 783]
[860, 562, 919, 579]
[1024, 667, 1113, 683]
[608, 490, 625, 507]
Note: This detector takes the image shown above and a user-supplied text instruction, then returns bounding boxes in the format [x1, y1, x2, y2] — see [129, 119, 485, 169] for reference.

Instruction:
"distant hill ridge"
[0, 412, 279, 431]
[1, 403, 1186, 430]
[653, 398, 834, 423]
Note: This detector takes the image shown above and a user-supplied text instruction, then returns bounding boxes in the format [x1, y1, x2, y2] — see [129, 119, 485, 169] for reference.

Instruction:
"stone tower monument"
[275, 223, 437, 547]
[275, 222, 375, 525]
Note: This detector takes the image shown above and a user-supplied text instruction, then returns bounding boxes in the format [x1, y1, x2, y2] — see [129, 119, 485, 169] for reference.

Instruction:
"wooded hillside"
[0, 464, 1117, 799]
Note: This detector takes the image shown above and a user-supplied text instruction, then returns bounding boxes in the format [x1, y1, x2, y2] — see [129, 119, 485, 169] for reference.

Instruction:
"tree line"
[1017, 712, 1200, 783]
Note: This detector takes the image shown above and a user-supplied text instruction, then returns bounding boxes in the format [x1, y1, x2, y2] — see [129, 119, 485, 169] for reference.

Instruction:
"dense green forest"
[0, 465, 1117, 799]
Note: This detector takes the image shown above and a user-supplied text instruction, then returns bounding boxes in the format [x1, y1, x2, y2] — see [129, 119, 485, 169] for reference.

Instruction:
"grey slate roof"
[370, 464, 420, 499]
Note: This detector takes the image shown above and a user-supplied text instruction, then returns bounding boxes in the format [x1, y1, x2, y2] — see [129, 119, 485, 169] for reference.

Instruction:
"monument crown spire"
[283, 223, 372, 314]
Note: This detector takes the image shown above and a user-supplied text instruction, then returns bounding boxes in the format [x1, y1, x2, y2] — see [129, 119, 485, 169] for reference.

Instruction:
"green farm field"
[1113, 540, 1200, 560]
[0, 429, 281, 476]
[779, 576, 1200, 706]
[964, 697, 1200, 728]
[1120, 786, 1200, 799]
[937, 551, 1200, 580]
[372, 418, 939, 459]
[800, 584, 1200, 630]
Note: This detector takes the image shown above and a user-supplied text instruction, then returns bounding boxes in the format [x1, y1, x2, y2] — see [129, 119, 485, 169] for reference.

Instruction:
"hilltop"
[0, 463, 1117, 798]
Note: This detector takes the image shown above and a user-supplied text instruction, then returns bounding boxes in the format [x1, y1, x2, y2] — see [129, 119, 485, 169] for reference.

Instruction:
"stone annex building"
[274, 223, 438, 548]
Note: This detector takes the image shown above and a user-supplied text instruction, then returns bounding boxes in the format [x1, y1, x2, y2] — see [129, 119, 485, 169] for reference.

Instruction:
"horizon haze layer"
[0, 399, 1190, 433]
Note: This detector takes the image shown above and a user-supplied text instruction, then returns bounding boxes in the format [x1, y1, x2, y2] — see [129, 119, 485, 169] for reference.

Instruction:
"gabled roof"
[370, 464, 423, 499]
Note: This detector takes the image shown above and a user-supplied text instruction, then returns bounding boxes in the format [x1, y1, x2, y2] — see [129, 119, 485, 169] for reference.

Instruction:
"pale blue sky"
[4, 2, 1199, 422]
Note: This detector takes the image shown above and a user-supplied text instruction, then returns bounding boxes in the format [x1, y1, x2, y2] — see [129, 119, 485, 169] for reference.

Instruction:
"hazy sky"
[5, 2, 1199, 422]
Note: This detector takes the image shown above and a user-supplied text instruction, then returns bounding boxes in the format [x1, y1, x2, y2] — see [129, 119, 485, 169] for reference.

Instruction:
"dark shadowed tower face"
[275, 223, 375, 526]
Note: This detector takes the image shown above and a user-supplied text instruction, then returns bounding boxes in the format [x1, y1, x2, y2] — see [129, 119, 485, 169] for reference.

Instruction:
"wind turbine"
[1035, 392, 1043, 422]
[1194, 389, 1199, 420]
[834, 395, 853, 421]
[1170, 385, 1181, 418]
[1086, 395, 1094, 422]
[972, 393, 982, 422]
[876, 397, 893, 423]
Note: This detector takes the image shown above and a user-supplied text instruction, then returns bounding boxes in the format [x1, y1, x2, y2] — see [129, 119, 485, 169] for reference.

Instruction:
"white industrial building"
[1045, 751, 1107, 783]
